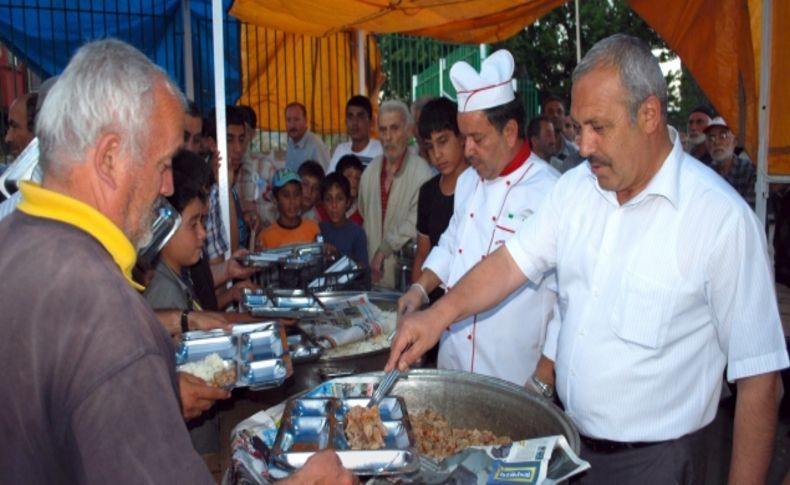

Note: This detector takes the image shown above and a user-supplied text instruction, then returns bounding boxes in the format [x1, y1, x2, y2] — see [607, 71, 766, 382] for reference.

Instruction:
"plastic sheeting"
[231, 0, 789, 175]
[0, 0, 241, 110]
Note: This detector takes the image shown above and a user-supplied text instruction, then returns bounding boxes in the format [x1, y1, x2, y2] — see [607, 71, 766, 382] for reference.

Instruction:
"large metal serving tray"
[175, 321, 293, 390]
[272, 396, 419, 475]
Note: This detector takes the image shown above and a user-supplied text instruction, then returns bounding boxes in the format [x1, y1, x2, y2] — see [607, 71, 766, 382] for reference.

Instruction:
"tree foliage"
[494, 0, 667, 102]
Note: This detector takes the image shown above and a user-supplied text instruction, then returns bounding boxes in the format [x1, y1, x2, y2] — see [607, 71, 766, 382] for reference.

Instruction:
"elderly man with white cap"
[397, 50, 560, 389]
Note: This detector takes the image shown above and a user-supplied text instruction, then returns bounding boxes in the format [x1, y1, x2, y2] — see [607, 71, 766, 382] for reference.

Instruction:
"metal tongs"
[367, 368, 401, 408]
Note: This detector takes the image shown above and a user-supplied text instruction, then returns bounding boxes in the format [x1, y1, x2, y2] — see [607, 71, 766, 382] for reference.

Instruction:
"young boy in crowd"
[319, 172, 369, 266]
[297, 160, 327, 222]
[335, 154, 364, 225]
[258, 168, 320, 249]
[143, 149, 230, 457]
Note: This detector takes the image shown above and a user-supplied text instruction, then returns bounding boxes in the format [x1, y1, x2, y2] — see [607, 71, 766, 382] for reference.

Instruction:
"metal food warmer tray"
[272, 396, 419, 475]
[175, 321, 293, 390]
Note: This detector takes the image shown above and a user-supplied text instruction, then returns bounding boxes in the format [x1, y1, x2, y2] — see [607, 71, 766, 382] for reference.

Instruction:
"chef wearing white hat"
[398, 50, 560, 387]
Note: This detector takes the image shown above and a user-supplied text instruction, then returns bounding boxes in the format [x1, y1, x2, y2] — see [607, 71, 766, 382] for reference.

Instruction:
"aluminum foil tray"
[286, 330, 323, 363]
[175, 321, 293, 390]
[272, 397, 419, 475]
[241, 289, 330, 318]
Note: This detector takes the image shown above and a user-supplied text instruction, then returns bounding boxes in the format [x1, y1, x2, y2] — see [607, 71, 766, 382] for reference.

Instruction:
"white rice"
[178, 353, 227, 381]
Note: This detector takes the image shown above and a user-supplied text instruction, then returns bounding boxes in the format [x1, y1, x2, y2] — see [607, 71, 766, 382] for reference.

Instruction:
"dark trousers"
[572, 424, 711, 485]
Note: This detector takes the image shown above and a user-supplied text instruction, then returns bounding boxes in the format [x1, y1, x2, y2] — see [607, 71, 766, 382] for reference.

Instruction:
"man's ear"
[93, 133, 122, 189]
[504, 119, 519, 148]
[639, 95, 662, 134]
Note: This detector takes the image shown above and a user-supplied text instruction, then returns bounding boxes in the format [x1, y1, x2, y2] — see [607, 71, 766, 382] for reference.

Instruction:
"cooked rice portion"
[344, 405, 388, 450]
[411, 409, 511, 459]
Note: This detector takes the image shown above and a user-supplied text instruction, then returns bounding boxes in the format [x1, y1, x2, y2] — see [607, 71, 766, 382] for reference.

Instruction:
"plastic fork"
[367, 369, 401, 408]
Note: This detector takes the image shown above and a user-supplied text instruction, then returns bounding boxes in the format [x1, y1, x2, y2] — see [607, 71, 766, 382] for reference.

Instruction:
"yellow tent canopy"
[230, 0, 788, 176]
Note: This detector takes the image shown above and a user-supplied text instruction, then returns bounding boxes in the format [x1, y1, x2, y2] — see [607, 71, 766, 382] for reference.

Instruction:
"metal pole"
[574, 0, 581, 63]
[357, 29, 366, 96]
[182, 0, 194, 99]
[755, 0, 773, 226]
[211, 0, 230, 260]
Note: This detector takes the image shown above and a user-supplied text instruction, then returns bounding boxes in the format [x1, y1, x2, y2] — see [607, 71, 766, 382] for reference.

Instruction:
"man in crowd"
[285, 101, 330, 172]
[705, 116, 756, 208]
[358, 99, 433, 288]
[527, 115, 558, 165]
[388, 34, 787, 485]
[542, 94, 582, 173]
[184, 100, 203, 155]
[684, 104, 713, 164]
[0, 38, 353, 485]
[328, 95, 382, 172]
[399, 51, 558, 386]
[4, 92, 36, 159]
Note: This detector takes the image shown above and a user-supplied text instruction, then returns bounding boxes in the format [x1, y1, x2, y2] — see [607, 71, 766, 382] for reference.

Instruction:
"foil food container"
[272, 396, 419, 475]
[175, 321, 293, 389]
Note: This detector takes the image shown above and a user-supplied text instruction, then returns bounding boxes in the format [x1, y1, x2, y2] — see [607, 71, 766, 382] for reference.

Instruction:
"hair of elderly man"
[482, 95, 526, 140]
[379, 99, 412, 126]
[572, 33, 667, 123]
[36, 38, 185, 176]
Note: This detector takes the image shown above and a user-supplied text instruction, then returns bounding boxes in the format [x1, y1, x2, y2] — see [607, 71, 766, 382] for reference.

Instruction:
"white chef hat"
[450, 49, 516, 112]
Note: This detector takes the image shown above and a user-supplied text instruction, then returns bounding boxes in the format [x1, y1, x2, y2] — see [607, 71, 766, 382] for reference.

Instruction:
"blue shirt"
[319, 220, 368, 266]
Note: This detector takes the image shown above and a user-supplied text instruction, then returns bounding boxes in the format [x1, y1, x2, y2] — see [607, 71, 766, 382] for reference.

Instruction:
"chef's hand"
[370, 250, 385, 283]
[385, 307, 445, 372]
[188, 310, 232, 332]
[278, 449, 358, 485]
[397, 283, 426, 317]
[177, 372, 231, 420]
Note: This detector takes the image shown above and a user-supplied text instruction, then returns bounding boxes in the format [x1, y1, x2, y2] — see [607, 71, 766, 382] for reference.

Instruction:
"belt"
[580, 435, 664, 454]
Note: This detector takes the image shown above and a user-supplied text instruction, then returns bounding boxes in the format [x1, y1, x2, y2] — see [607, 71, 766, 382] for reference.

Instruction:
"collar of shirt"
[156, 262, 202, 311]
[585, 125, 683, 209]
[16, 181, 144, 291]
[499, 140, 532, 177]
[289, 130, 310, 149]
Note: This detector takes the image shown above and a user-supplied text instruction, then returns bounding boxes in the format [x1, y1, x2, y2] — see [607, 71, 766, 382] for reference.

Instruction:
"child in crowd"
[297, 160, 327, 222]
[258, 168, 320, 249]
[335, 154, 364, 225]
[143, 149, 230, 456]
[319, 173, 368, 266]
[145, 152, 210, 312]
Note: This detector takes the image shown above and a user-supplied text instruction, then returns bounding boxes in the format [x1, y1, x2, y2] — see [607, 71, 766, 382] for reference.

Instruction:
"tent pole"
[357, 30, 366, 96]
[181, 0, 194, 100]
[755, 0, 773, 226]
[212, 0, 230, 261]
[574, 0, 581, 63]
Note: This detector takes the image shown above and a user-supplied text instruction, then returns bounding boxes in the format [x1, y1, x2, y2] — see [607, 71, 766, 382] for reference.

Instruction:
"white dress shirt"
[425, 151, 559, 385]
[506, 127, 789, 441]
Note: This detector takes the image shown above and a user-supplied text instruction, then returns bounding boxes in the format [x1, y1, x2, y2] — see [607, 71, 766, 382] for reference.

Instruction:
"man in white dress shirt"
[388, 34, 788, 485]
[398, 50, 559, 387]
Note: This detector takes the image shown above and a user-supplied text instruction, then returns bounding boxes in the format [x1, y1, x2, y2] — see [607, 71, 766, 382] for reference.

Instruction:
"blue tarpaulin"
[0, 0, 241, 110]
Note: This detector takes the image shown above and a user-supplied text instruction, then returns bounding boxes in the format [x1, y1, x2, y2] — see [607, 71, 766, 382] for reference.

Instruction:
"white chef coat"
[506, 127, 789, 441]
[424, 148, 560, 385]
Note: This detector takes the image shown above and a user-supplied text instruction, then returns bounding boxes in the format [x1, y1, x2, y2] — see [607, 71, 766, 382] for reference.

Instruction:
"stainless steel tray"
[175, 321, 293, 390]
[272, 396, 419, 475]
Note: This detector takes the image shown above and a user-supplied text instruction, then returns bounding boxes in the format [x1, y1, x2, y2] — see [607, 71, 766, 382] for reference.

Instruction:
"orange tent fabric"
[237, 27, 383, 136]
[631, 0, 789, 174]
[231, 0, 789, 174]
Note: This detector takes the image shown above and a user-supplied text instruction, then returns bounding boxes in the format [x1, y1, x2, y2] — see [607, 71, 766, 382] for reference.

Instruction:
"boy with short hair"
[257, 169, 320, 249]
[297, 160, 327, 222]
[319, 172, 368, 266]
[335, 154, 364, 225]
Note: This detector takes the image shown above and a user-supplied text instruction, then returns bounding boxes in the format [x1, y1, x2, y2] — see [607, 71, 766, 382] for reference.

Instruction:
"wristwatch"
[530, 374, 555, 399]
[180, 309, 191, 334]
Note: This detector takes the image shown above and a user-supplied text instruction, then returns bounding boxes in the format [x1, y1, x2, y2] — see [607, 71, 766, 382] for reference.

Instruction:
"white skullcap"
[450, 49, 516, 112]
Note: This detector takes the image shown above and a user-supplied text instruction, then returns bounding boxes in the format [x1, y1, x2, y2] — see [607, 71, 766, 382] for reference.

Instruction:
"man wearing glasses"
[705, 116, 756, 208]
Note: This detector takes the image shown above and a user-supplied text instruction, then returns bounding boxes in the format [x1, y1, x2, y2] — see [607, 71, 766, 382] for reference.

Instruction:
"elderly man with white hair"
[0, 39, 354, 485]
[358, 99, 433, 288]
